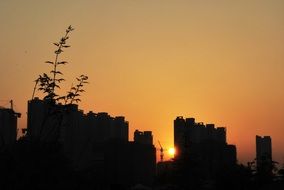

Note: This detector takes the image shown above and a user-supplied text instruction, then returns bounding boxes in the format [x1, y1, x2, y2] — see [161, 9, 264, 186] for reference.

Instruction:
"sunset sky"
[0, 0, 284, 164]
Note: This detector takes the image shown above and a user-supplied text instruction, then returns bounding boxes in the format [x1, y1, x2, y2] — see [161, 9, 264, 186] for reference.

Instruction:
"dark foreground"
[1, 139, 284, 190]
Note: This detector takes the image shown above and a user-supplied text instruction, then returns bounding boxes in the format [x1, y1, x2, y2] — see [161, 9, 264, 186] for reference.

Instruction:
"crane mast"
[158, 140, 164, 162]
[10, 100, 21, 118]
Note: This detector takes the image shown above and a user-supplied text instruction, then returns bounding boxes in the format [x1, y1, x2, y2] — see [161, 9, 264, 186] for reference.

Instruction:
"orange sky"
[0, 0, 284, 164]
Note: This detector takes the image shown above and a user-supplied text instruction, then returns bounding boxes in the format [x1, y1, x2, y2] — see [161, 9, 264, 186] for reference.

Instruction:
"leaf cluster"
[37, 73, 57, 101]
[65, 75, 89, 104]
[34, 26, 88, 105]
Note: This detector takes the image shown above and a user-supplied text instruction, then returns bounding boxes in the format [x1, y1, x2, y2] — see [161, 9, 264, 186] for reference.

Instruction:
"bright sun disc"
[168, 147, 175, 156]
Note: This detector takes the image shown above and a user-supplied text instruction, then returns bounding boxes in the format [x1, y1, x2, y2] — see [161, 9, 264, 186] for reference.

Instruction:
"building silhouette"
[256, 135, 272, 174]
[134, 130, 153, 145]
[0, 103, 21, 147]
[26, 98, 155, 187]
[27, 98, 129, 143]
[174, 116, 236, 178]
[105, 132, 156, 186]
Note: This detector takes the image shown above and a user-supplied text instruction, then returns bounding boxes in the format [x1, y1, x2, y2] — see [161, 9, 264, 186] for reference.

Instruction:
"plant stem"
[31, 79, 39, 100]
[70, 80, 82, 104]
[52, 32, 69, 94]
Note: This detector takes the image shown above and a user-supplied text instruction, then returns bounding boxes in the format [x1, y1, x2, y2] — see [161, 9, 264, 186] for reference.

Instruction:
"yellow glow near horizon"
[168, 147, 175, 157]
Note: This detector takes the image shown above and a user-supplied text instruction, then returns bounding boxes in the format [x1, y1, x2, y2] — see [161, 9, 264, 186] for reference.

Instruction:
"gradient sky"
[0, 0, 284, 164]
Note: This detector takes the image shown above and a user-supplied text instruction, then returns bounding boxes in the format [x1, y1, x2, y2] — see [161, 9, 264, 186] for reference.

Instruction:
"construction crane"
[10, 100, 21, 118]
[0, 100, 21, 117]
[158, 140, 164, 162]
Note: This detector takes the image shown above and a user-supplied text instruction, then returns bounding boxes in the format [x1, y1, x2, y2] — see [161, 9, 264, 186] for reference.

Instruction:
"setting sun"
[168, 147, 175, 157]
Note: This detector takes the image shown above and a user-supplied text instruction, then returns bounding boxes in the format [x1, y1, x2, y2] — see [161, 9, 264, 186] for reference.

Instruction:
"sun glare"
[168, 147, 175, 156]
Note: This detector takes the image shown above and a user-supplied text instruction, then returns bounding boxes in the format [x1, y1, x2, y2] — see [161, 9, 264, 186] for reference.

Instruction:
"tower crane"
[10, 100, 21, 118]
[158, 140, 164, 162]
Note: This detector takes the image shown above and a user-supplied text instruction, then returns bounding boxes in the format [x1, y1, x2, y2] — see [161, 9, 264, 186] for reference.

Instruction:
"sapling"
[30, 26, 89, 142]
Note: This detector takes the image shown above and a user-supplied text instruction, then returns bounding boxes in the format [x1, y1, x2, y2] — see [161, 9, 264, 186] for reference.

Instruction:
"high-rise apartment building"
[27, 98, 129, 143]
[256, 135, 272, 173]
[174, 116, 228, 158]
[0, 106, 20, 147]
[134, 130, 153, 145]
[173, 116, 236, 178]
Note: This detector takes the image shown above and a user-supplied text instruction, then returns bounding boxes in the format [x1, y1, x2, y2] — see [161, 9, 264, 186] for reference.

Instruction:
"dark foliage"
[32, 26, 88, 104]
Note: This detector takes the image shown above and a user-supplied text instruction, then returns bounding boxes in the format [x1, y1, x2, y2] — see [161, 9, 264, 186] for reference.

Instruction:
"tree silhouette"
[31, 25, 88, 104]
[29, 26, 88, 142]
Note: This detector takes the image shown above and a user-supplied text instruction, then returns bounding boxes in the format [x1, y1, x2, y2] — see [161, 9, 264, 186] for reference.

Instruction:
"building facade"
[27, 98, 129, 143]
[0, 107, 20, 147]
[134, 130, 153, 145]
[174, 116, 237, 178]
[256, 135, 272, 173]
[26, 98, 156, 186]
